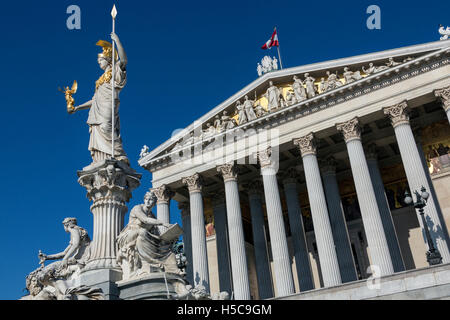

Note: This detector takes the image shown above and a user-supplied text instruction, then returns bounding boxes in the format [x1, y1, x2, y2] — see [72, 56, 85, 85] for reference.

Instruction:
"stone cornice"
[141, 46, 450, 172]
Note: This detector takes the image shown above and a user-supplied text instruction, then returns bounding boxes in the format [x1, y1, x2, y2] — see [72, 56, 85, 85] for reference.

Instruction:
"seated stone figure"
[24, 218, 103, 300]
[117, 191, 183, 280]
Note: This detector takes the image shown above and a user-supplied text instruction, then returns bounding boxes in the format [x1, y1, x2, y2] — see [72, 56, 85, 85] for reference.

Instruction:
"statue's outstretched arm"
[45, 244, 71, 261]
[73, 100, 93, 112]
[111, 32, 127, 67]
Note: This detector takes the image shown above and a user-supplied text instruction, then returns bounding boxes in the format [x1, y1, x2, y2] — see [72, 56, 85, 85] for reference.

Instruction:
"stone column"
[247, 181, 274, 299]
[77, 159, 141, 271]
[77, 160, 141, 299]
[257, 147, 295, 297]
[434, 86, 450, 124]
[211, 191, 233, 295]
[281, 168, 315, 291]
[366, 144, 405, 272]
[384, 102, 450, 263]
[293, 134, 342, 287]
[182, 173, 210, 291]
[320, 156, 358, 283]
[151, 184, 173, 233]
[179, 202, 194, 286]
[336, 118, 394, 276]
[217, 162, 251, 300]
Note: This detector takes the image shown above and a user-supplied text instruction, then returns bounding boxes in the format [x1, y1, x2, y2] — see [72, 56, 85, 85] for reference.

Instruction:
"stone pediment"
[139, 40, 450, 170]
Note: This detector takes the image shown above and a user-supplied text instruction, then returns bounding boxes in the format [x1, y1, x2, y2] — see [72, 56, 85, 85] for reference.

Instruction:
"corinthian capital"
[434, 86, 450, 112]
[150, 184, 174, 204]
[336, 117, 362, 142]
[293, 133, 316, 157]
[257, 147, 273, 168]
[182, 173, 203, 193]
[383, 101, 410, 128]
[217, 162, 239, 182]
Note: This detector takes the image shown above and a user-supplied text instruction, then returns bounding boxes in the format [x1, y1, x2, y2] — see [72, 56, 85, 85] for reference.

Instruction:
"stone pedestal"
[117, 273, 187, 300]
[77, 159, 141, 272]
[77, 269, 123, 300]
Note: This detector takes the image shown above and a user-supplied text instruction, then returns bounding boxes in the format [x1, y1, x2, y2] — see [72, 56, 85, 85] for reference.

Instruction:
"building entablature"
[139, 41, 450, 186]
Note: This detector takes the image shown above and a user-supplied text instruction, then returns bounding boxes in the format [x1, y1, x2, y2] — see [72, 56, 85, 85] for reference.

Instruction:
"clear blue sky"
[0, 0, 448, 299]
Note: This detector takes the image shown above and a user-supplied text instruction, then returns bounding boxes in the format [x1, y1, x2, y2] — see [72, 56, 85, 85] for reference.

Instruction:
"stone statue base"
[117, 273, 187, 300]
[77, 269, 123, 300]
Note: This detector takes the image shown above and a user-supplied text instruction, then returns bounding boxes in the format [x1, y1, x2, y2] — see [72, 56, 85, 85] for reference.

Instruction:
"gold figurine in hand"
[59, 80, 78, 114]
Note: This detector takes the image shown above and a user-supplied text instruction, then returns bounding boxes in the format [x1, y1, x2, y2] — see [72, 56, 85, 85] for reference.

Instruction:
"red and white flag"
[261, 29, 279, 50]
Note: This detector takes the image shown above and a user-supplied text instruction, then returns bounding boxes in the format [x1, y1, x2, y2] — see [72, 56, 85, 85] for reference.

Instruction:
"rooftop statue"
[243, 95, 258, 121]
[265, 81, 282, 111]
[66, 32, 129, 165]
[24, 218, 104, 300]
[116, 191, 184, 280]
[439, 24, 450, 40]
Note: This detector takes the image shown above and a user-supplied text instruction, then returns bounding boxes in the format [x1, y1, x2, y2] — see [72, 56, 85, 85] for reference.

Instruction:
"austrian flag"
[261, 29, 279, 49]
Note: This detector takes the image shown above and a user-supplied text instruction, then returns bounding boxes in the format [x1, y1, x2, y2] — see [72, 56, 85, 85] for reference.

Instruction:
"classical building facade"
[139, 40, 450, 299]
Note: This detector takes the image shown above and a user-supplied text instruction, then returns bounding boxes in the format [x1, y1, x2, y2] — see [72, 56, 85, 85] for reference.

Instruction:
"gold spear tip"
[111, 4, 117, 19]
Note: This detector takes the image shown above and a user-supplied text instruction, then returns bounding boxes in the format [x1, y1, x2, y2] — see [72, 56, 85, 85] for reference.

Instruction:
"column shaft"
[224, 179, 251, 300]
[322, 170, 358, 282]
[212, 199, 233, 295]
[283, 181, 315, 291]
[393, 123, 450, 262]
[302, 154, 342, 286]
[346, 139, 394, 275]
[189, 191, 210, 291]
[261, 168, 295, 296]
[180, 204, 194, 285]
[366, 156, 405, 272]
[248, 191, 274, 299]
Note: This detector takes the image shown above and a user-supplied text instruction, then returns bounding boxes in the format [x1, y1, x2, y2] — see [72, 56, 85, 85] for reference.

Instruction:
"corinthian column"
[366, 144, 405, 272]
[77, 159, 141, 271]
[247, 181, 274, 299]
[434, 86, 450, 124]
[281, 168, 314, 291]
[182, 173, 210, 291]
[210, 191, 233, 296]
[384, 102, 450, 263]
[293, 134, 341, 287]
[178, 202, 193, 286]
[151, 184, 173, 233]
[217, 162, 250, 300]
[336, 118, 394, 276]
[257, 147, 295, 297]
[320, 156, 357, 283]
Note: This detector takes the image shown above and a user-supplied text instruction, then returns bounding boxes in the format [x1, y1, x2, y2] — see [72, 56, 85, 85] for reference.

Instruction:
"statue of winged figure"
[59, 80, 78, 114]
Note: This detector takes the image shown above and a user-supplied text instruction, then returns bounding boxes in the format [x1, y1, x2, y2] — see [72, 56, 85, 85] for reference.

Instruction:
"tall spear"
[111, 4, 117, 159]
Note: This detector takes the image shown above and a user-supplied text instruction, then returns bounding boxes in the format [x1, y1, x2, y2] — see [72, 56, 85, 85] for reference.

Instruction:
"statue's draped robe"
[267, 86, 280, 111]
[117, 205, 174, 270]
[87, 63, 128, 162]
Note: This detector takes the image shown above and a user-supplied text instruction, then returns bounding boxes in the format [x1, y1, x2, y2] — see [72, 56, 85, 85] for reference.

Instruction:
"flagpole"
[275, 27, 283, 69]
[111, 5, 117, 159]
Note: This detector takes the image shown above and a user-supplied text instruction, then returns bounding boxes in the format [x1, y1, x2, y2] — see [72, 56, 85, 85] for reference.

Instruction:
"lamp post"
[404, 186, 443, 266]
